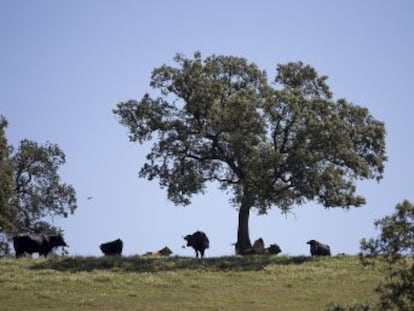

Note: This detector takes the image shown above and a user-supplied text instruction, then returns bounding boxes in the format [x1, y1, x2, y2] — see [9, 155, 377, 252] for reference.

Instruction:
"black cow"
[307, 239, 331, 256]
[252, 238, 266, 253]
[236, 238, 282, 255]
[100, 238, 123, 256]
[13, 234, 67, 258]
[267, 243, 282, 255]
[183, 231, 209, 258]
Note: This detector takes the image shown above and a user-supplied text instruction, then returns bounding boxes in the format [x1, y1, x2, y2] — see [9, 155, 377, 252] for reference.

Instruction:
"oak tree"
[114, 52, 386, 253]
[0, 116, 77, 255]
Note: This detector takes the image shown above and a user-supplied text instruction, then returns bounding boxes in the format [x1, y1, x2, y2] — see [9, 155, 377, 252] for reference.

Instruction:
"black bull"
[307, 239, 331, 256]
[13, 234, 67, 258]
[100, 238, 123, 256]
[183, 231, 210, 258]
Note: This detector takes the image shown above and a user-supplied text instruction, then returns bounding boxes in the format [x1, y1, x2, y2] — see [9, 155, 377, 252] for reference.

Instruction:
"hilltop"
[0, 255, 381, 311]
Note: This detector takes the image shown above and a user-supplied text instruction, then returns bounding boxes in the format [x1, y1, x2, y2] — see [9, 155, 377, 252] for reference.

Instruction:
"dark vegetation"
[330, 200, 414, 310]
[30, 254, 311, 273]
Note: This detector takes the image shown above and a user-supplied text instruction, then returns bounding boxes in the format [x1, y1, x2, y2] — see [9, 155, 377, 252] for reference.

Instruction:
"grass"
[0, 255, 382, 311]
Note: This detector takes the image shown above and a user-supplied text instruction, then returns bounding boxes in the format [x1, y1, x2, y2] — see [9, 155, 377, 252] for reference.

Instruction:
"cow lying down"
[13, 233, 67, 258]
[234, 238, 282, 255]
[144, 246, 173, 257]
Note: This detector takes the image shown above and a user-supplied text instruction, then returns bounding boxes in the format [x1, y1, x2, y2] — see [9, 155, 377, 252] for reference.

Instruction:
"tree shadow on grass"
[30, 255, 313, 273]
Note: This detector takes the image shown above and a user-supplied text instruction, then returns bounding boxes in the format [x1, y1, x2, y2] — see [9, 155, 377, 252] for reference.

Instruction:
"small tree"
[0, 116, 77, 255]
[114, 52, 386, 253]
[327, 200, 414, 311]
[10, 139, 77, 231]
[360, 200, 414, 310]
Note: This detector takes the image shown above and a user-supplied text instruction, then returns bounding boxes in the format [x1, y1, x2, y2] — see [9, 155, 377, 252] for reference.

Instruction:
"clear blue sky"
[1, 1, 413, 257]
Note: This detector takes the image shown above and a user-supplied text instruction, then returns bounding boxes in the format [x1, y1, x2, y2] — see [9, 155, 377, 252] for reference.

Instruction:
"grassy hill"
[0, 255, 382, 311]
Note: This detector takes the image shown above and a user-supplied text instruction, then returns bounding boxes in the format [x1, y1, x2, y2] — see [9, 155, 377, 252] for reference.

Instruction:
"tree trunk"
[236, 205, 252, 254]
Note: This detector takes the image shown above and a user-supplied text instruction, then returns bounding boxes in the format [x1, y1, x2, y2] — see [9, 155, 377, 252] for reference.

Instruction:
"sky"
[1, 1, 414, 257]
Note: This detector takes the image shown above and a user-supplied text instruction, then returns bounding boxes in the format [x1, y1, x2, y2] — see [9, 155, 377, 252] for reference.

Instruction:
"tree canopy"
[114, 52, 386, 253]
[0, 116, 77, 256]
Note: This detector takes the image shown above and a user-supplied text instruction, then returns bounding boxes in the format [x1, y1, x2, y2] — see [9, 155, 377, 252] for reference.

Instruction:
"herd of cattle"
[12, 231, 331, 258]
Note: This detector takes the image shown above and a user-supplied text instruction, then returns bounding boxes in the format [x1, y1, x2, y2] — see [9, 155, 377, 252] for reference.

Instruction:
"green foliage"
[359, 200, 414, 310]
[114, 52, 386, 251]
[0, 116, 77, 256]
[114, 53, 386, 209]
[10, 138, 77, 230]
[360, 200, 414, 261]
[332, 201, 414, 310]
[0, 116, 17, 256]
[0, 116, 15, 235]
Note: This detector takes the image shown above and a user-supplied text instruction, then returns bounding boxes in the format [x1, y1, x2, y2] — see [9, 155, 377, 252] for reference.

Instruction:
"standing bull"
[100, 238, 123, 256]
[183, 231, 209, 258]
[307, 239, 331, 256]
[13, 233, 67, 258]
